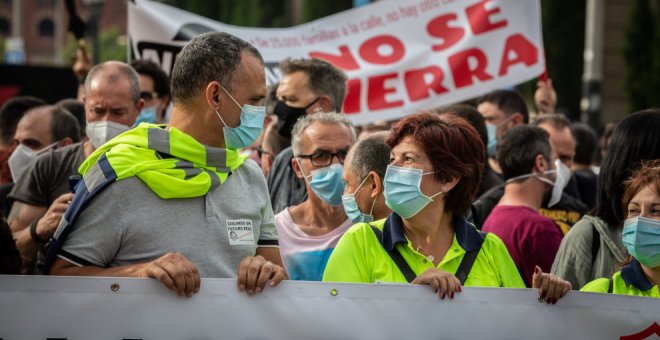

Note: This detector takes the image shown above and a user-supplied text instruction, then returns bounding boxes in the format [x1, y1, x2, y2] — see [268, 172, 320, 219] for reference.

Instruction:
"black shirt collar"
[621, 258, 654, 291]
[381, 212, 485, 252]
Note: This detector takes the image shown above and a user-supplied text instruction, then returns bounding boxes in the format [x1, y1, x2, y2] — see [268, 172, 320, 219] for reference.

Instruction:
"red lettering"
[343, 78, 362, 114]
[498, 34, 539, 76]
[466, 0, 508, 35]
[448, 48, 493, 88]
[358, 35, 405, 65]
[426, 14, 465, 52]
[404, 66, 448, 101]
[367, 73, 404, 110]
[309, 45, 359, 71]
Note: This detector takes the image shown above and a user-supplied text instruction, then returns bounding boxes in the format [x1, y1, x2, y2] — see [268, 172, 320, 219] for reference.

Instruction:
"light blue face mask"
[383, 165, 443, 219]
[215, 86, 266, 149]
[622, 216, 660, 268]
[486, 123, 497, 157]
[299, 162, 345, 206]
[134, 105, 158, 126]
[342, 175, 376, 223]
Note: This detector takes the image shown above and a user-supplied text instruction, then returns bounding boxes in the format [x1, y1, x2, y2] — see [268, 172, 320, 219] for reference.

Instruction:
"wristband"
[29, 220, 47, 244]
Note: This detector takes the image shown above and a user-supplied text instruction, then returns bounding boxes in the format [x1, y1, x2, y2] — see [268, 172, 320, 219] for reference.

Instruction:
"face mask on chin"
[506, 158, 570, 208]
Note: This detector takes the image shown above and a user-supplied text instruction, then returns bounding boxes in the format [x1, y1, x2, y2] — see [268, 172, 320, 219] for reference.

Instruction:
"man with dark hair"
[7, 61, 142, 274]
[477, 90, 528, 160]
[482, 126, 564, 287]
[342, 131, 391, 224]
[268, 58, 348, 214]
[56, 98, 86, 138]
[435, 104, 503, 197]
[47, 32, 285, 297]
[9, 106, 80, 182]
[571, 122, 599, 210]
[0, 96, 46, 184]
[130, 60, 171, 124]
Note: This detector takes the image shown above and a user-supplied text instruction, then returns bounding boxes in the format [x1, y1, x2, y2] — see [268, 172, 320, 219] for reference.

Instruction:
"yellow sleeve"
[484, 233, 526, 288]
[322, 224, 373, 283]
[580, 278, 610, 293]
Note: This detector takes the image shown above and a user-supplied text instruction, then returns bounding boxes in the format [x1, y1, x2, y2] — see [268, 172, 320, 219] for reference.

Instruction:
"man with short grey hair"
[274, 111, 355, 281]
[341, 132, 392, 224]
[268, 58, 348, 214]
[47, 32, 286, 297]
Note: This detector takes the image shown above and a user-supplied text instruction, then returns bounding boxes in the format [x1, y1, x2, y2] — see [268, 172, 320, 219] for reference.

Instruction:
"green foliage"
[622, 0, 659, 112]
[301, 0, 352, 23]
[62, 27, 127, 63]
[539, 0, 585, 119]
[170, 0, 287, 27]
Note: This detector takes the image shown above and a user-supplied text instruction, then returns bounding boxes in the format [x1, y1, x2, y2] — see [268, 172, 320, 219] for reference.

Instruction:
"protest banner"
[129, 0, 544, 125]
[0, 276, 658, 339]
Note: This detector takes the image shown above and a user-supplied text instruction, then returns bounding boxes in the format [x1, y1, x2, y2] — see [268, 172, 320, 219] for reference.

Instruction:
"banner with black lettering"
[129, 0, 544, 125]
[0, 276, 658, 339]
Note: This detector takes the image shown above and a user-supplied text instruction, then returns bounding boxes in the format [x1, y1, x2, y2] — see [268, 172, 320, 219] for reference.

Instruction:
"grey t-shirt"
[58, 159, 278, 278]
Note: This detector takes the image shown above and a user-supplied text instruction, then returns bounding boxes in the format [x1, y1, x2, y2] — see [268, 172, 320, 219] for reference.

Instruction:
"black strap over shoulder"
[369, 224, 487, 285]
[454, 230, 487, 285]
[370, 224, 417, 283]
[608, 278, 614, 294]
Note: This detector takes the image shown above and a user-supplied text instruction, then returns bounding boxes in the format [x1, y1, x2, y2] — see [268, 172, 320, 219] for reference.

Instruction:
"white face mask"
[8, 142, 58, 181]
[86, 121, 131, 149]
[505, 159, 570, 207]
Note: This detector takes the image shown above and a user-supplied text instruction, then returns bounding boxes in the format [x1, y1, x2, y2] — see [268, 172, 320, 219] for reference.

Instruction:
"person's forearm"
[50, 258, 147, 277]
[256, 247, 284, 267]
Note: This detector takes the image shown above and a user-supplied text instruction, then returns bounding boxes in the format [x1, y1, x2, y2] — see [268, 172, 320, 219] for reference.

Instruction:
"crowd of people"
[0, 31, 658, 303]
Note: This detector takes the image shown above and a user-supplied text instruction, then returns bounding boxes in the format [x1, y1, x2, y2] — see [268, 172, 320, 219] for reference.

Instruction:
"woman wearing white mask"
[324, 112, 570, 303]
[579, 160, 660, 297]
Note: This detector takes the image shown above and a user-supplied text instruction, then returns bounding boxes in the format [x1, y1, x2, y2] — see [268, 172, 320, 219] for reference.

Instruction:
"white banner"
[0, 276, 658, 339]
[128, 0, 544, 125]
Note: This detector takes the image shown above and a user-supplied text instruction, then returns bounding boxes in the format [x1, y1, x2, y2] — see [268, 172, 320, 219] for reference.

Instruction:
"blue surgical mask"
[342, 175, 376, 223]
[486, 123, 497, 157]
[134, 105, 158, 125]
[299, 162, 345, 206]
[383, 165, 443, 219]
[215, 86, 266, 149]
[622, 216, 660, 268]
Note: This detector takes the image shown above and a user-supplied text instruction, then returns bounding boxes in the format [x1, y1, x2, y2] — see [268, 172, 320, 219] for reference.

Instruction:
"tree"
[623, 0, 658, 112]
[62, 27, 128, 63]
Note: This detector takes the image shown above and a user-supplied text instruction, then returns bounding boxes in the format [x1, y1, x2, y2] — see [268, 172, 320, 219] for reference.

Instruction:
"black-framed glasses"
[256, 145, 274, 159]
[298, 150, 348, 167]
[140, 91, 159, 101]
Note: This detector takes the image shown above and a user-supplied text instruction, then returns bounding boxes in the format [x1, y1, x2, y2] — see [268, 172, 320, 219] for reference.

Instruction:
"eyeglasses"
[140, 91, 159, 101]
[256, 146, 274, 159]
[298, 150, 348, 167]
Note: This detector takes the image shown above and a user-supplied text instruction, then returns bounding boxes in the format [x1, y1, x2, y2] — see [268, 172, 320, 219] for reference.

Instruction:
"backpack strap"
[454, 231, 488, 285]
[607, 277, 613, 294]
[369, 224, 417, 283]
[591, 223, 601, 266]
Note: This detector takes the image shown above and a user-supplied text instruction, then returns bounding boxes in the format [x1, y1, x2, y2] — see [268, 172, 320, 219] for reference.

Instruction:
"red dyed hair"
[386, 112, 485, 216]
[622, 159, 660, 219]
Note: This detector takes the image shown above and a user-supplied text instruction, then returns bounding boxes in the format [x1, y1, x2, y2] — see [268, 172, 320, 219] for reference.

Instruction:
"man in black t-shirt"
[8, 61, 142, 274]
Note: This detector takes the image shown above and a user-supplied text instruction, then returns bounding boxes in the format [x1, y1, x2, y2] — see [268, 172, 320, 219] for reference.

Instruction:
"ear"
[441, 176, 461, 193]
[510, 113, 524, 126]
[368, 171, 383, 198]
[205, 81, 222, 109]
[59, 137, 73, 147]
[136, 98, 145, 113]
[291, 157, 305, 179]
[318, 95, 334, 112]
[533, 154, 547, 174]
